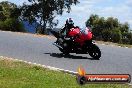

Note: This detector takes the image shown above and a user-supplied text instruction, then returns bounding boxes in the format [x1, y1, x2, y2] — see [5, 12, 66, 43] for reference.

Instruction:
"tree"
[0, 1, 17, 19]
[119, 22, 129, 33]
[86, 14, 99, 28]
[0, 5, 6, 21]
[21, 0, 79, 34]
[86, 14, 102, 39]
[105, 17, 119, 30]
[0, 1, 21, 20]
[129, 33, 132, 44]
[102, 29, 112, 41]
[0, 1, 25, 32]
[85, 14, 131, 44]
[111, 28, 122, 43]
[0, 11, 6, 21]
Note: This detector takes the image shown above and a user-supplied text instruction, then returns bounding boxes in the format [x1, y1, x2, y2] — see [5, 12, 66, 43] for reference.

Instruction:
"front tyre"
[88, 44, 101, 59]
[59, 48, 69, 55]
[59, 41, 69, 55]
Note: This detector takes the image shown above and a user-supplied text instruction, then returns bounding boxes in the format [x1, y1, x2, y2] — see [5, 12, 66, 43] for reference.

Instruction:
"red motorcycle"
[51, 27, 101, 59]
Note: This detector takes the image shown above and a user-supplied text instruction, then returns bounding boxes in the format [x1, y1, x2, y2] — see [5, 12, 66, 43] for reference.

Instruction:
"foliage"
[0, 1, 25, 32]
[0, 18, 25, 32]
[102, 29, 112, 41]
[111, 28, 122, 43]
[0, 1, 17, 19]
[121, 32, 132, 44]
[119, 22, 129, 33]
[86, 14, 132, 45]
[21, 0, 79, 34]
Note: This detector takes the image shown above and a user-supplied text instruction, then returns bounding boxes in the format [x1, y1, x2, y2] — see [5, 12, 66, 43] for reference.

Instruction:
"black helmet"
[66, 18, 74, 26]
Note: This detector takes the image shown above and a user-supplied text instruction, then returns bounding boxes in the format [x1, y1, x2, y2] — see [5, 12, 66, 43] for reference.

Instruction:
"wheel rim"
[91, 50, 99, 57]
[88, 45, 101, 59]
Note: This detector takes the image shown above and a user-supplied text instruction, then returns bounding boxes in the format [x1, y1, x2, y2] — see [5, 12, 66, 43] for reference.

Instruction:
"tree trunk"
[41, 20, 46, 34]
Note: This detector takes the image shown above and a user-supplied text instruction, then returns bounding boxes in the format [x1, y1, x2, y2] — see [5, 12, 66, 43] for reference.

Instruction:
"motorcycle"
[51, 27, 101, 59]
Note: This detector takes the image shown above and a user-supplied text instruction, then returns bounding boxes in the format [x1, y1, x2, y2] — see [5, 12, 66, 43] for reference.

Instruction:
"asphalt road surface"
[0, 31, 132, 81]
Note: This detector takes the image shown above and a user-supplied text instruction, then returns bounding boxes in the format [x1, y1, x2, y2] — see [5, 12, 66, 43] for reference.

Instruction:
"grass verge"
[0, 57, 131, 88]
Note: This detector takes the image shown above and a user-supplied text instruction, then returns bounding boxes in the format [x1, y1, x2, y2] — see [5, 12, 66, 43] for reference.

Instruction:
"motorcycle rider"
[55, 18, 79, 45]
[60, 18, 75, 36]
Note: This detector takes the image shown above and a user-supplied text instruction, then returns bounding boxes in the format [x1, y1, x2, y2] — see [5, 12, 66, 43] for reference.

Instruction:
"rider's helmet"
[65, 18, 74, 28]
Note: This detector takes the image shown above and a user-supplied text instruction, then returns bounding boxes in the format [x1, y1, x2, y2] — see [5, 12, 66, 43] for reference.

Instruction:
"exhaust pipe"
[53, 43, 63, 49]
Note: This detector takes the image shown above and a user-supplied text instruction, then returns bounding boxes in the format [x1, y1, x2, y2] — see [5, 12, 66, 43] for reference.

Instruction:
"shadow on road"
[44, 53, 99, 60]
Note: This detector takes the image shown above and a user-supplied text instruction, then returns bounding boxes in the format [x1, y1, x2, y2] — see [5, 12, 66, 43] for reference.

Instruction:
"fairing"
[68, 27, 93, 46]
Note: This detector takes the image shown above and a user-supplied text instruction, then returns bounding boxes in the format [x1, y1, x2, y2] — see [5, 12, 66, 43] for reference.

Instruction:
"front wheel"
[59, 41, 70, 55]
[88, 44, 101, 59]
[59, 48, 70, 55]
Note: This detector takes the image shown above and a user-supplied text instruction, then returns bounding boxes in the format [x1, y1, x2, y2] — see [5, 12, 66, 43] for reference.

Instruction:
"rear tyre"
[88, 44, 101, 59]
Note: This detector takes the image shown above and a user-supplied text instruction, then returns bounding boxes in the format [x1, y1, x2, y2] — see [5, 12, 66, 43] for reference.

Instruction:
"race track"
[0, 31, 132, 80]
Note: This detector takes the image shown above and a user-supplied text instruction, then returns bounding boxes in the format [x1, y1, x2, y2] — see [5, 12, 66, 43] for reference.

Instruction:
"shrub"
[102, 29, 112, 41]
[121, 32, 132, 44]
[111, 29, 122, 43]
[0, 21, 5, 30]
[130, 38, 132, 45]
[0, 18, 26, 32]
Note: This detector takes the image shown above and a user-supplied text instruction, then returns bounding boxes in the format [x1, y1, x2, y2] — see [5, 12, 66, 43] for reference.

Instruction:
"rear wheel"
[88, 44, 101, 59]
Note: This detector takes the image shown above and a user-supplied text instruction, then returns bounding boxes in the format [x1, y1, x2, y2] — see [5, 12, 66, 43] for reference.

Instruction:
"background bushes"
[86, 14, 132, 45]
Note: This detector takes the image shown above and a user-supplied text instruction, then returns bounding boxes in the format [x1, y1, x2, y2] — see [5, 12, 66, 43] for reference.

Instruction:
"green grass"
[0, 58, 131, 88]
